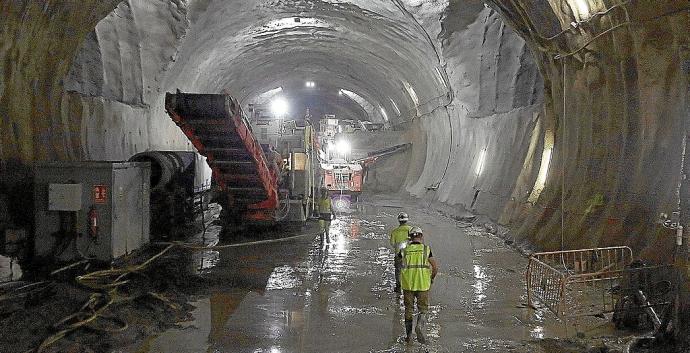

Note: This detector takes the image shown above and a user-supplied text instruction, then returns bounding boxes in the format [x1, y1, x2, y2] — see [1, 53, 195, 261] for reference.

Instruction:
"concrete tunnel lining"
[1, 0, 690, 351]
[1, 0, 690, 274]
[66, 0, 450, 125]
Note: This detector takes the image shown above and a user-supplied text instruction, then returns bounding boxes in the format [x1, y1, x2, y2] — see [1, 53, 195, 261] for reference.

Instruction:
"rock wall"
[0, 1, 119, 166]
[0, 0, 195, 173]
[405, 7, 545, 222]
[489, 1, 690, 261]
[398, 1, 689, 262]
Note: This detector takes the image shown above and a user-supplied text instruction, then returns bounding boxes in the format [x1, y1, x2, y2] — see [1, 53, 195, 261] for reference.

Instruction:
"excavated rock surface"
[0, 0, 689, 262]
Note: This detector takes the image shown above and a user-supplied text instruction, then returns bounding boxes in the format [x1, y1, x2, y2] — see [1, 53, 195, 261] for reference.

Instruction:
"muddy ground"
[0, 196, 679, 353]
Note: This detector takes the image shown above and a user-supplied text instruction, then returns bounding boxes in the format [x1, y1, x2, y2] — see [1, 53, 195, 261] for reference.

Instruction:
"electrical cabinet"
[34, 162, 150, 262]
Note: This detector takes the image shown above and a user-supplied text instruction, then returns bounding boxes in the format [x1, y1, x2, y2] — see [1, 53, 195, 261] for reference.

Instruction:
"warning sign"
[93, 185, 108, 204]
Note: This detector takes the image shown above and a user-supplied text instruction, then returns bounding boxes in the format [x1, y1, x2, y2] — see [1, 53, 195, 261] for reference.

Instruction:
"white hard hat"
[408, 226, 423, 237]
[397, 212, 409, 222]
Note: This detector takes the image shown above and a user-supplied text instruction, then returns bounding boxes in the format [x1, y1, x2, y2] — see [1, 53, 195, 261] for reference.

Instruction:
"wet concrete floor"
[131, 197, 590, 353]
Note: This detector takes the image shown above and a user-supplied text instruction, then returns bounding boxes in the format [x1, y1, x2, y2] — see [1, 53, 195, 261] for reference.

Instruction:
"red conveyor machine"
[165, 91, 278, 222]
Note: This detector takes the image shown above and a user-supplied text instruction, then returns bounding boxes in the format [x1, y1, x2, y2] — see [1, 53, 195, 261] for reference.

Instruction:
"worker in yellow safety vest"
[318, 188, 335, 244]
[390, 212, 412, 293]
[398, 226, 438, 344]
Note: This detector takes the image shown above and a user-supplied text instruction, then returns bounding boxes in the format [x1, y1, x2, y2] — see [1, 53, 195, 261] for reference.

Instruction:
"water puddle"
[141, 298, 213, 353]
[139, 198, 618, 352]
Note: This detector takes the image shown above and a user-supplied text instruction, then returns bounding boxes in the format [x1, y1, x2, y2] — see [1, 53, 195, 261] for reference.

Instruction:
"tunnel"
[1, 0, 689, 352]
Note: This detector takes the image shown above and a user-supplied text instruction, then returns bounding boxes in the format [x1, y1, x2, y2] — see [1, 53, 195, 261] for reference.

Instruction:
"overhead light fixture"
[336, 139, 351, 155]
[389, 98, 400, 116]
[404, 81, 419, 106]
[305, 81, 315, 88]
[338, 89, 343, 96]
[271, 97, 289, 116]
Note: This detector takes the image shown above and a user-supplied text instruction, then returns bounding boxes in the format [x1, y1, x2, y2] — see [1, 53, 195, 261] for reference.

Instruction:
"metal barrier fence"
[526, 246, 634, 318]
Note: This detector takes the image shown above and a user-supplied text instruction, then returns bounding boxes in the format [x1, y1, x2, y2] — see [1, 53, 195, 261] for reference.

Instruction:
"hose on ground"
[155, 231, 316, 250]
[29, 232, 317, 352]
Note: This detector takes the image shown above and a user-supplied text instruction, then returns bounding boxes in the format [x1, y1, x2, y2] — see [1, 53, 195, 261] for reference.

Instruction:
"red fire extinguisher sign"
[93, 185, 107, 204]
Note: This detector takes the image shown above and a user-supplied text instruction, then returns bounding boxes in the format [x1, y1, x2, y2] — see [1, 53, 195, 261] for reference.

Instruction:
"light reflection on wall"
[569, 0, 591, 21]
[475, 148, 487, 176]
[527, 129, 554, 204]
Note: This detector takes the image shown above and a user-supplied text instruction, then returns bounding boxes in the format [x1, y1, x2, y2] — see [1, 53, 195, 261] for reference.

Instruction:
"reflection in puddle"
[143, 200, 562, 353]
[191, 224, 223, 274]
[319, 219, 353, 284]
[531, 325, 545, 339]
[266, 265, 301, 290]
[197, 250, 220, 273]
[329, 305, 384, 317]
[472, 264, 491, 307]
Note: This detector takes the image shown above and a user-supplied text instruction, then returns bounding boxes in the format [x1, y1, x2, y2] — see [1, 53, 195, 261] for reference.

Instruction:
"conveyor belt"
[165, 91, 278, 220]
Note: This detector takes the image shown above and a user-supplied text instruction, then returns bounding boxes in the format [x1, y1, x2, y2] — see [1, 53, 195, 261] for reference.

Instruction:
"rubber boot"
[404, 319, 413, 343]
[415, 313, 427, 344]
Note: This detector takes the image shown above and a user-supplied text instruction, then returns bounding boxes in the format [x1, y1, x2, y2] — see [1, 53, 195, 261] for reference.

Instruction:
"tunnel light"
[404, 81, 419, 106]
[271, 97, 289, 116]
[338, 89, 344, 96]
[263, 17, 327, 31]
[336, 140, 351, 155]
[390, 98, 401, 116]
[379, 107, 389, 122]
[435, 67, 448, 88]
[305, 81, 316, 88]
[475, 148, 487, 176]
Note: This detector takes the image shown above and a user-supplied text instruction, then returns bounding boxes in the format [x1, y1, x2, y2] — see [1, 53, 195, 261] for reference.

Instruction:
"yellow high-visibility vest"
[390, 224, 412, 250]
[318, 197, 332, 213]
[400, 243, 432, 291]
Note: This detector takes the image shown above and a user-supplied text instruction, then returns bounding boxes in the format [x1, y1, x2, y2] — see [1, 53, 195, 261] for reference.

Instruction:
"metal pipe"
[635, 290, 662, 330]
[290, 144, 295, 193]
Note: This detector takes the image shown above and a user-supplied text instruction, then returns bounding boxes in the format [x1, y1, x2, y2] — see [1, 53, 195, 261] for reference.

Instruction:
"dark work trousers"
[394, 256, 402, 292]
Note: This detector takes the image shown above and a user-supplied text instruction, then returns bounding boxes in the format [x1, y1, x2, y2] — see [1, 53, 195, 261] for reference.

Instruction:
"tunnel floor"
[108, 196, 628, 353]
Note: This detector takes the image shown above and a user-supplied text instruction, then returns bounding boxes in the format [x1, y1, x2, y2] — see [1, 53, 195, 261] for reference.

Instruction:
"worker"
[399, 226, 438, 344]
[389, 212, 412, 293]
[318, 188, 335, 244]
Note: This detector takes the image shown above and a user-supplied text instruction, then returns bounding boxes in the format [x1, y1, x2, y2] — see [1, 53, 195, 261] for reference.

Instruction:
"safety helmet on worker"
[408, 226, 423, 238]
[397, 212, 409, 223]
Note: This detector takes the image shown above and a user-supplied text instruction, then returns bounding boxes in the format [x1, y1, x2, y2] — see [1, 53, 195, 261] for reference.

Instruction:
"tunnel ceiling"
[150, 0, 452, 123]
[170, 0, 445, 122]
